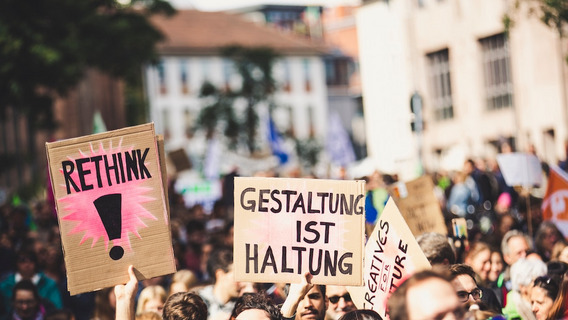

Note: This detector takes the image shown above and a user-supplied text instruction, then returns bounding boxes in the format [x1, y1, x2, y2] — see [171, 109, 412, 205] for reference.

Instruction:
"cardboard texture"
[168, 148, 192, 172]
[387, 176, 447, 236]
[347, 198, 431, 319]
[496, 152, 542, 188]
[233, 177, 365, 285]
[46, 123, 176, 295]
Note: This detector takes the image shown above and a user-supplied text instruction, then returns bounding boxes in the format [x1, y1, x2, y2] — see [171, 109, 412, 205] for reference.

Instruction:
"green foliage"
[0, 0, 175, 126]
[295, 137, 322, 169]
[197, 46, 279, 153]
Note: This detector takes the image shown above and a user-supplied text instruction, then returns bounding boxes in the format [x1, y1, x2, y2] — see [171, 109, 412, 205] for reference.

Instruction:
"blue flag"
[268, 116, 289, 164]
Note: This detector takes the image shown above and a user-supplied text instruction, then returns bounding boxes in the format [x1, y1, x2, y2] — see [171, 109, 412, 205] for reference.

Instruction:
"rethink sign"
[233, 177, 365, 285]
[46, 123, 175, 295]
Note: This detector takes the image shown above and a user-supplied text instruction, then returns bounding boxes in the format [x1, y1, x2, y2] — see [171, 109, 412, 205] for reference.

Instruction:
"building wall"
[357, 0, 568, 175]
[145, 54, 328, 152]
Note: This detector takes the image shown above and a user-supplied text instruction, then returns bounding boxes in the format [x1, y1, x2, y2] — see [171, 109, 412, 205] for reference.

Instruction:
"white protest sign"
[233, 177, 365, 285]
[496, 152, 542, 188]
[348, 198, 431, 318]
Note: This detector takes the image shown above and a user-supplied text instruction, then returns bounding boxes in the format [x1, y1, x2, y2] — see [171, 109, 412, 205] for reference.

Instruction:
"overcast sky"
[169, 0, 361, 11]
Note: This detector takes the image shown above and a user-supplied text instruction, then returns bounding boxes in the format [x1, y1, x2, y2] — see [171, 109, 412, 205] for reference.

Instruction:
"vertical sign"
[46, 123, 176, 295]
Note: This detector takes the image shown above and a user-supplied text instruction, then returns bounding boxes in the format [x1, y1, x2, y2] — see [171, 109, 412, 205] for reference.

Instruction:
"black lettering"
[303, 221, 319, 244]
[258, 189, 269, 212]
[354, 194, 365, 215]
[324, 250, 338, 276]
[241, 188, 256, 212]
[320, 222, 335, 243]
[308, 248, 322, 275]
[281, 246, 294, 273]
[62, 160, 80, 194]
[292, 193, 306, 213]
[296, 220, 302, 243]
[137, 148, 152, 179]
[104, 154, 120, 186]
[291, 246, 306, 273]
[270, 190, 282, 213]
[76, 158, 93, 191]
[260, 246, 278, 273]
[317, 192, 329, 213]
[398, 240, 408, 254]
[245, 243, 258, 274]
[340, 194, 353, 215]
[117, 152, 126, 183]
[125, 150, 139, 181]
[307, 192, 320, 213]
[339, 252, 353, 274]
[90, 156, 104, 188]
[364, 292, 374, 307]
[329, 193, 339, 213]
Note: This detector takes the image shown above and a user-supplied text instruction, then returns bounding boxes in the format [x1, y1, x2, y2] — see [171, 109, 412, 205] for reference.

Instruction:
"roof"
[150, 10, 329, 56]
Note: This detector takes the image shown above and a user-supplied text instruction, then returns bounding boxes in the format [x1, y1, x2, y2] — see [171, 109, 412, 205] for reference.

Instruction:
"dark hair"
[387, 270, 452, 320]
[163, 292, 208, 320]
[207, 247, 233, 281]
[231, 293, 281, 320]
[533, 276, 560, 300]
[449, 263, 478, 284]
[338, 309, 382, 320]
[12, 279, 40, 302]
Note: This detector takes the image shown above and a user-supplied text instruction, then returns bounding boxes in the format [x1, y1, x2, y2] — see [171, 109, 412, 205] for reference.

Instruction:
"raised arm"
[280, 272, 313, 319]
[115, 265, 139, 320]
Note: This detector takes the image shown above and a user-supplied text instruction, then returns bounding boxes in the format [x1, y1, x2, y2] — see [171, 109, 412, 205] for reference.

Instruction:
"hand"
[115, 265, 138, 320]
[280, 272, 313, 318]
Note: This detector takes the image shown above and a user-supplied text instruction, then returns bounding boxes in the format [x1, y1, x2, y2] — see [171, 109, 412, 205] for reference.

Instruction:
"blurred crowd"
[1, 149, 568, 320]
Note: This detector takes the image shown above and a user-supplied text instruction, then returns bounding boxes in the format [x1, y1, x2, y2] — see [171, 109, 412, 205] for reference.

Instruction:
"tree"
[505, 1, 568, 38]
[198, 46, 278, 154]
[0, 0, 174, 129]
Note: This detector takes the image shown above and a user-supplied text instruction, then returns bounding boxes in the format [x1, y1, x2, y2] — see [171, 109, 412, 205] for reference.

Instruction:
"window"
[222, 59, 233, 91]
[480, 34, 513, 111]
[427, 49, 453, 120]
[180, 60, 189, 94]
[157, 61, 167, 95]
[303, 59, 312, 92]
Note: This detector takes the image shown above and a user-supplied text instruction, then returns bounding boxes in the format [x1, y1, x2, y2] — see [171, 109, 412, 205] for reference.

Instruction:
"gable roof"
[150, 10, 329, 56]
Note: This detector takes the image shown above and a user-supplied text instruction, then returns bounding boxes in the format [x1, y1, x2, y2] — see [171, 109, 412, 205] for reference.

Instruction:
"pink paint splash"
[58, 140, 157, 253]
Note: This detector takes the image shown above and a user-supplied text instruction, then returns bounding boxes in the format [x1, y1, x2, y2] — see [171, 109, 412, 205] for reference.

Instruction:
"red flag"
[542, 166, 568, 234]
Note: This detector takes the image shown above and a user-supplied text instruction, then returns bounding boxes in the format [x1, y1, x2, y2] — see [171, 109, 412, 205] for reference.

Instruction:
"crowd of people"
[1, 152, 568, 320]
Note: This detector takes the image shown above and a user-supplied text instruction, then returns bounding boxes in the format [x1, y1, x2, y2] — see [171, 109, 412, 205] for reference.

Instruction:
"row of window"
[156, 58, 314, 96]
[427, 33, 513, 121]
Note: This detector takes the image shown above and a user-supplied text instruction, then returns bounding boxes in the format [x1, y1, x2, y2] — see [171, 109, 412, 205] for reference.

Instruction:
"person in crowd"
[534, 221, 564, 262]
[325, 286, 356, 320]
[0, 249, 63, 311]
[163, 293, 208, 320]
[495, 230, 533, 301]
[416, 232, 456, 269]
[488, 249, 504, 284]
[337, 310, 382, 320]
[197, 247, 241, 320]
[93, 287, 116, 320]
[464, 242, 492, 287]
[230, 293, 281, 320]
[169, 270, 198, 296]
[502, 258, 547, 320]
[531, 276, 560, 320]
[447, 171, 475, 217]
[136, 286, 166, 316]
[449, 264, 501, 314]
[550, 240, 568, 264]
[9, 280, 48, 320]
[281, 272, 326, 320]
[134, 312, 160, 320]
[387, 270, 465, 320]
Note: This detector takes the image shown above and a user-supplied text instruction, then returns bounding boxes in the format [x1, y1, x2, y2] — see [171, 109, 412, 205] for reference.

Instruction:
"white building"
[145, 10, 329, 173]
[357, 0, 568, 177]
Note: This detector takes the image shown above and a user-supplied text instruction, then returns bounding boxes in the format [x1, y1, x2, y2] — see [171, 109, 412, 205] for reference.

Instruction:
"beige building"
[357, 0, 568, 176]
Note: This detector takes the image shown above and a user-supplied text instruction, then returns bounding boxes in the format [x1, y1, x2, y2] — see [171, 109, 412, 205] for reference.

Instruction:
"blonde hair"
[135, 311, 162, 320]
[136, 285, 167, 315]
[169, 270, 198, 295]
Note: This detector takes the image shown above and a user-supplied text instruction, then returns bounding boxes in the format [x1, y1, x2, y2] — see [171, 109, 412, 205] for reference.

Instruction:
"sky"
[169, 0, 361, 11]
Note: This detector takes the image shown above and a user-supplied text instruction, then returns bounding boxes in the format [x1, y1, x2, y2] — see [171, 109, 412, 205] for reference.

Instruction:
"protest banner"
[233, 177, 365, 285]
[542, 165, 568, 236]
[387, 175, 447, 236]
[46, 123, 176, 295]
[348, 198, 431, 318]
[496, 152, 542, 188]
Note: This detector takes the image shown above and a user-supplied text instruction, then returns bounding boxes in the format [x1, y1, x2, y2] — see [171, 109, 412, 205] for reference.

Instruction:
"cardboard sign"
[233, 177, 365, 285]
[46, 123, 176, 295]
[387, 176, 447, 236]
[348, 198, 431, 318]
[496, 152, 542, 188]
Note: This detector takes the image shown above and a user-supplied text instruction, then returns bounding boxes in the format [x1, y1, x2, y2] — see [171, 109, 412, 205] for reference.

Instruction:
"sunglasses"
[328, 293, 352, 304]
[456, 288, 482, 303]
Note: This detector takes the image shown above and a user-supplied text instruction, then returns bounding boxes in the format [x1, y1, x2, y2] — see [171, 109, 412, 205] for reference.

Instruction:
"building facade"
[357, 0, 568, 176]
